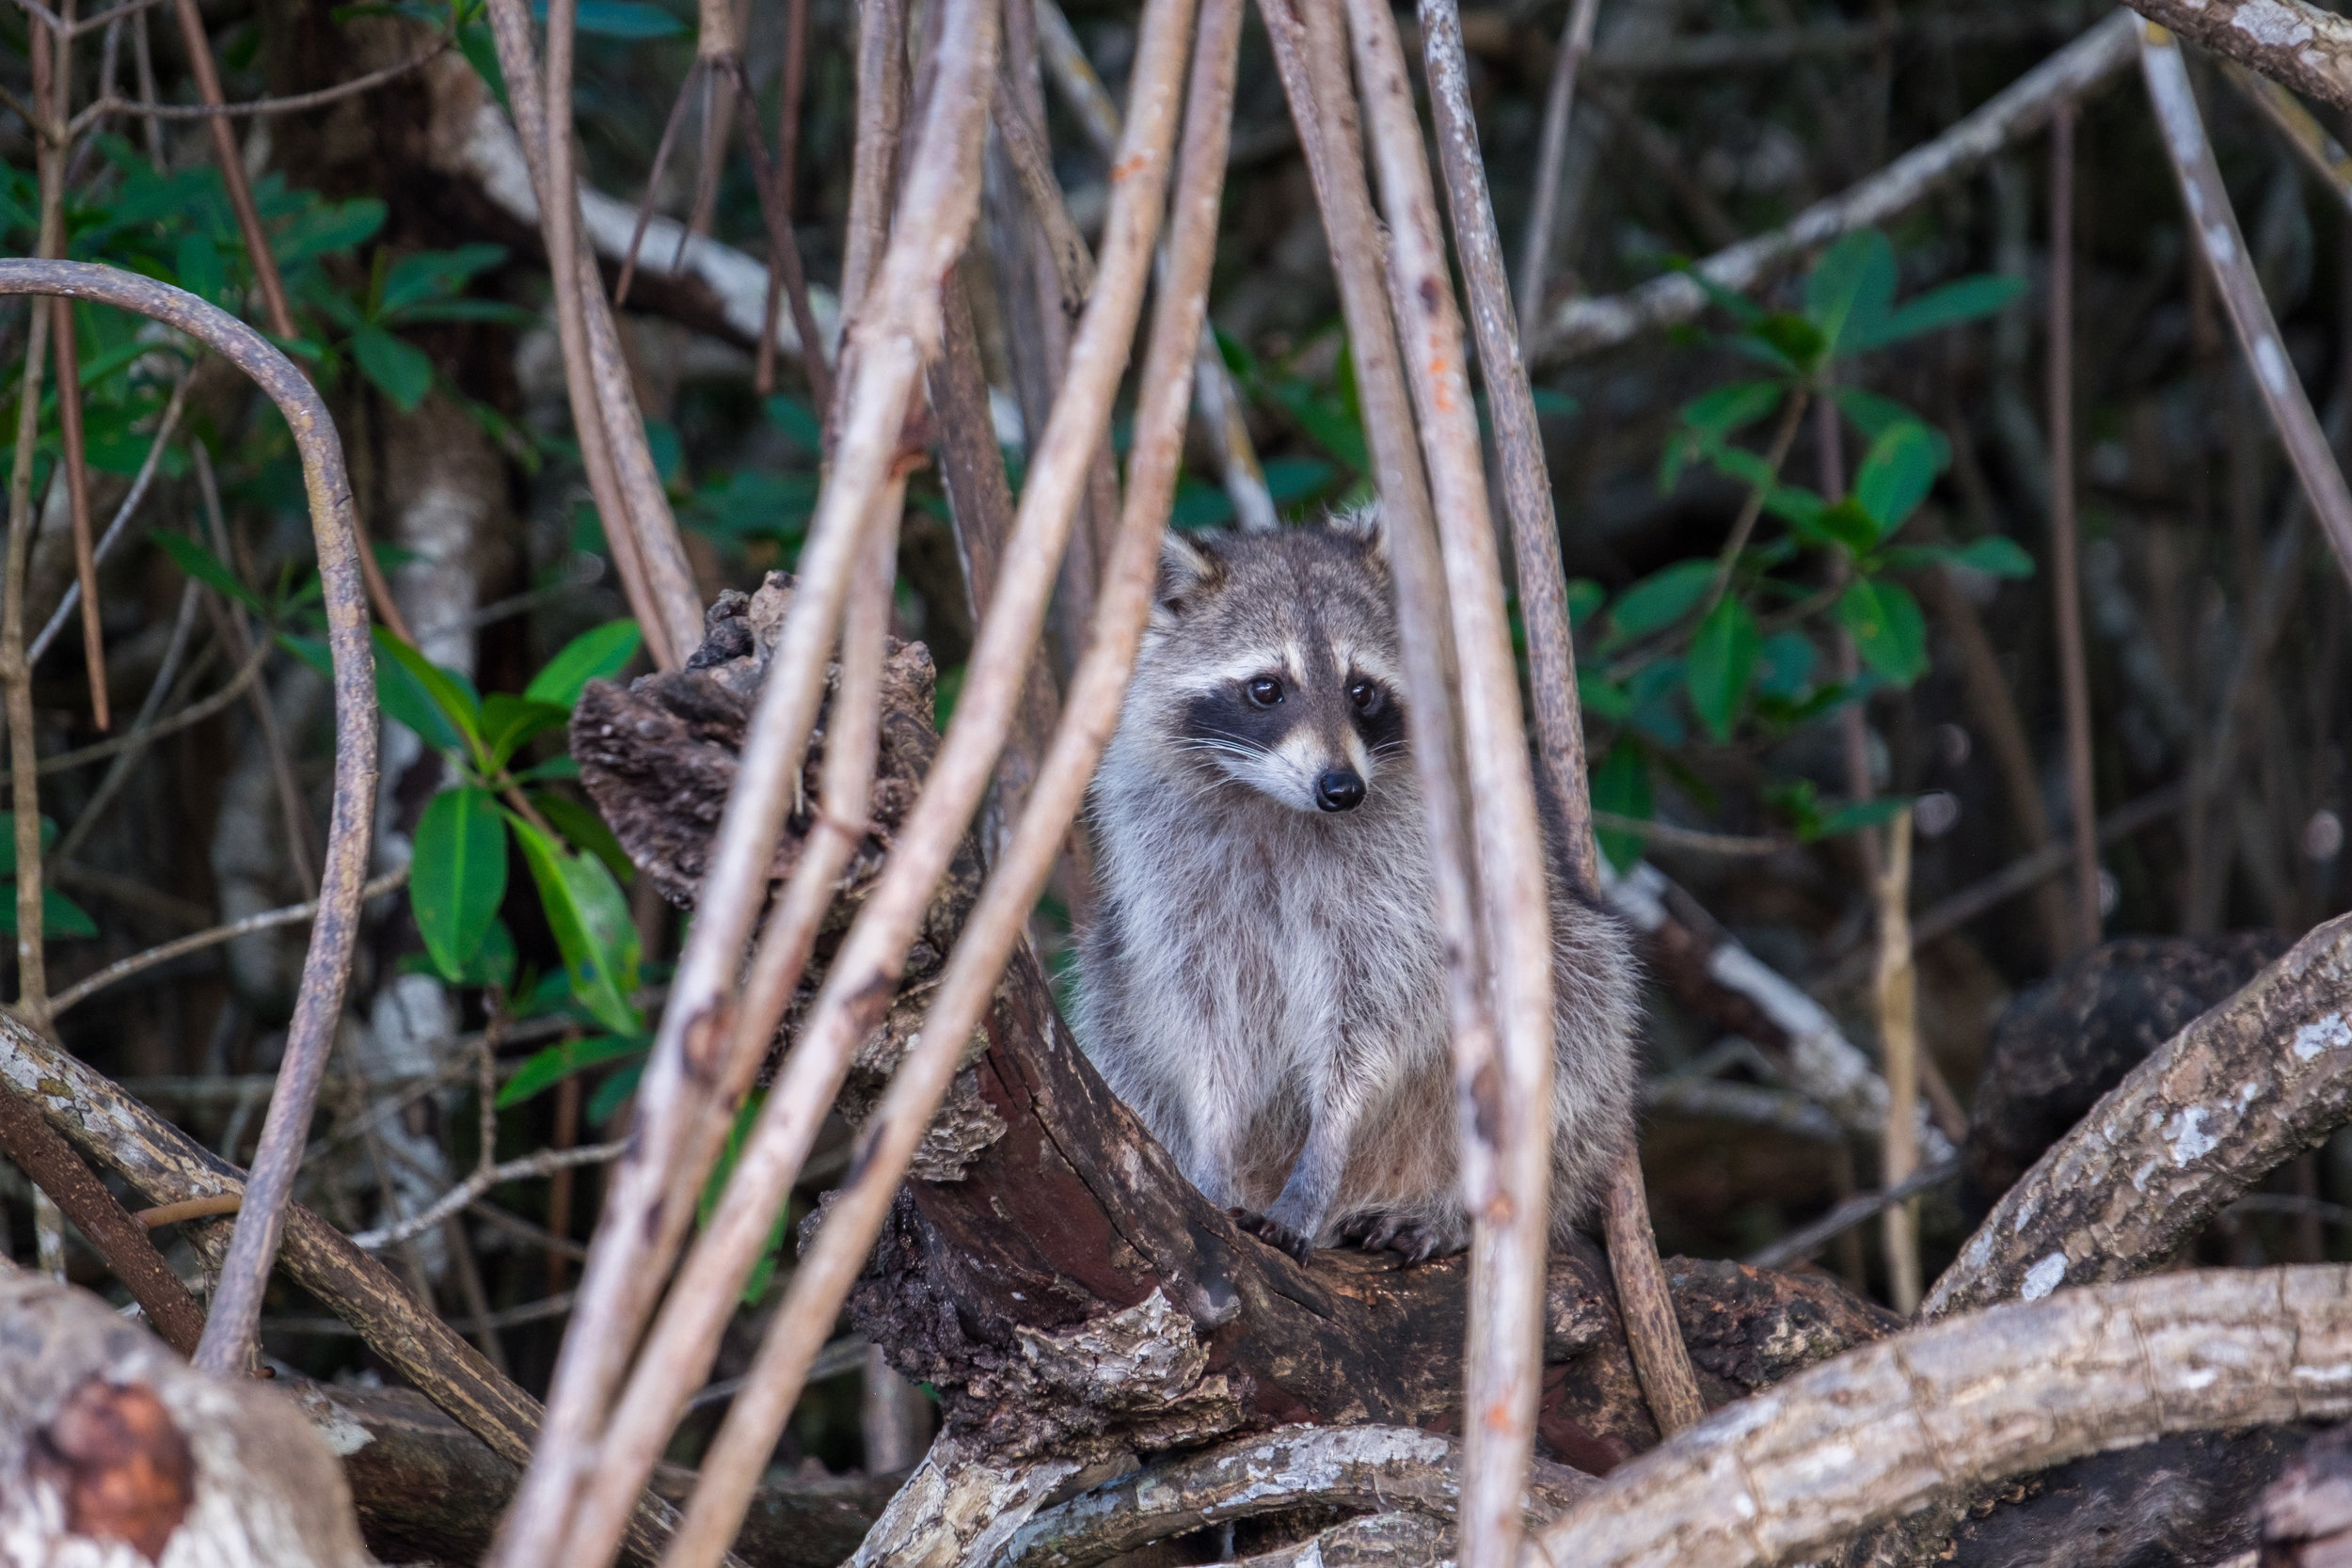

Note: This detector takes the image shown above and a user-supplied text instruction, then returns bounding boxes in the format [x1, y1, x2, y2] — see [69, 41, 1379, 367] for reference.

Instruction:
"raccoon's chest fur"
[1075, 776, 1447, 1209]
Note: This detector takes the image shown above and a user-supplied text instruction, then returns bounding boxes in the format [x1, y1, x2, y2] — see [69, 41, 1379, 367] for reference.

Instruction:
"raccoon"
[1072, 511, 1640, 1262]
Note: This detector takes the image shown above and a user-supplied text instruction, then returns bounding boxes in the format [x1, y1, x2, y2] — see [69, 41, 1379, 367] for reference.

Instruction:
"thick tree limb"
[1926, 912, 2352, 1318]
[1525, 1267, 2352, 1568]
[2122, 0, 2352, 112]
[1531, 11, 2139, 366]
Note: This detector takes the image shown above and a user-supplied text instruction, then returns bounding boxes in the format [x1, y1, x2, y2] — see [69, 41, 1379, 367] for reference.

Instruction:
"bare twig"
[350, 1142, 626, 1251]
[1589, 812, 1792, 856]
[1033, 0, 1275, 531]
[664, 8, 1240, 1561]
[0, 1083, 206, 1354]
[719, 54, 834, 417]
[32, 369, 187, 665]
[1516, 0, 1600, 334]
[49, 868, 407, 1018]
[37, 632, 267, 773]
[1344, 0, 1575, 1548]
[1873, 808, 1920, 1314]
[70, 37, 449, 129]
[2047, 102, 2100, 954]
[754, 0, 812, 396]
[1527, 1266, 2352, 1568]
[47, 299, 109, 729]
[1533, 11, 2140, 365]
[487, 0, 1001, 1556]
[1744, 1158, 1961, 1273]
[2141, 22, 2352, 593]
[167, 0, 294, 339]
[0, 260, 380, 1380]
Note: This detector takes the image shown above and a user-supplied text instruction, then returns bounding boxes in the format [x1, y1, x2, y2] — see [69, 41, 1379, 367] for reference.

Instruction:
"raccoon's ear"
[1327, 504, 1389, 562]
[1156, 531, 1223, 615]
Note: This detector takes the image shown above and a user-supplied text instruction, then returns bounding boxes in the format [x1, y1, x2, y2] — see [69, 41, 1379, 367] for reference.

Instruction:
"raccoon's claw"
[1354, 1216, 1464, 1263]
[1232, 1208, 1316, 1263]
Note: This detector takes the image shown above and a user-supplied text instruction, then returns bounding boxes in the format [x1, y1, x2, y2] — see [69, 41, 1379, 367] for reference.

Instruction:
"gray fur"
[1072, 514, 1641, 1260]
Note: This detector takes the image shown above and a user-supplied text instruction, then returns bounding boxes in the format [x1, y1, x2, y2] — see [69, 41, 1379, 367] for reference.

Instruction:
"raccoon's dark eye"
[1347, 679, 1382, 714]
[1245, 676, 1284, 707]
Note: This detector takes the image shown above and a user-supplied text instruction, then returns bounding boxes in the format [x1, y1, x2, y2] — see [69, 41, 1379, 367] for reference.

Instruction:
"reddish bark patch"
[32, 1378, 196, 1563]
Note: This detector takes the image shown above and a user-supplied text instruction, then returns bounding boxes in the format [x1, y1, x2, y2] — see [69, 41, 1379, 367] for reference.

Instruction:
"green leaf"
[508, 813, 641, 1037]
[1565, 578, 1606, 627]
[1829, 388, 1950, 471]
[587, 1058, 645, 1124]
[351, 325, 435, 413]
[1804, 230, 1898, 355]
[1604, 560, 1717, 645]
[532, 790, 632, 884]
[410, 785, 508, 983]
[1793, 495, 1881, 556]
[1848, 274, 2027, 353]
[173, 231, 225, 305]
[763, 393, 825, 454]
[1755, 630, 1818, 701]
[1747, 313, 1827, 374]
[1946, 535, 2036, 578]
[1579, 669, 1632, 723]
[278, 632, 333, 678]
[497, 1033, 648, 1107]
[1818, 794, 1915, 838]
[373, 627, 484, 751]
[377, 243, 508, 316]
[0, 887, 99, 940]
[524, 619, 643, 710]
[1590, 743, 1653, 874]
[150, 531, 264, 615]
[1685, 595, 1760, 743]
[1678, 380, 1785, 439]
[1853, 421, 1942, 537]
[480, 694, 572, 771]
[0, 814, 59, 873]
[1836, 578, 1929, 685]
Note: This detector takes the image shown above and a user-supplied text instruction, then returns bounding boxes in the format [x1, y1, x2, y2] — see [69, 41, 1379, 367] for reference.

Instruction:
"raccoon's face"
[1135, 514, 1407, 816]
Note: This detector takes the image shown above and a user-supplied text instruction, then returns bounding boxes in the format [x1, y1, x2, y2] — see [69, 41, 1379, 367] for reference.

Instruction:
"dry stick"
[2142, 24, 2352, 594]
[1742, 1156, 1960, 1273]
[1873, 808, 1920, 1314]
[667, 12, 1244, 1563]
[565, 0, 1198, 1557]
[613, 66, 704, 308]
[47, 299, 109, 729]
[835, 0, 907, 360]
[1032, 0, 1275, 533]
[0, 1082, 207, 1354]
[2047, 101, 2099, 955]
[193, 442, 320, 895]
[1516, 0, 1601, 336]
[485, 3, 999, 1558]
[720, 53, 834, 418]
[37, 632, 264, 775]
[0, 261, 377, 1378]
[1421, 0, 1699, 1462]
[167, 0, 294, 341]
[1525, 1266, 2352, 1568]
[754, 0, 812, 396]
[679, 0, 741, 267]
[53, 578, 199, 867]
[1340, 0, 1568, 1556]
[350, 1141, 627, 1252]
[70, 39, 450, 131]
[993, 73, 1098, 309]
[32, 368, 187, 664]
[49, 868, 407, 1018]
[479, 0, 671, 673]
[2227, 58, 2352, 206]
[1534, 9, 2139, 367]
[4, 142, 57, 1037]
[1252, 0, 1500, 1486]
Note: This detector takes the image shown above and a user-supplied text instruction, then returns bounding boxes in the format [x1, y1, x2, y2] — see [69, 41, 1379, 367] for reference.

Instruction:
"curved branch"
[68, 37, 447, 130]
[1926, 912, 2352, 1318]
[1009, 1425, 1592, 1568]
[1526, 1266, 2352, 1568]
[0, 259, 378, 1380]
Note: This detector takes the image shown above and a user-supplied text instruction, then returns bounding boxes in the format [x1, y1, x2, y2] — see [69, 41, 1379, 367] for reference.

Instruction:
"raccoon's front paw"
[1352, 1213, 1466, 1263]
[1231, 1208, 1316, 1263]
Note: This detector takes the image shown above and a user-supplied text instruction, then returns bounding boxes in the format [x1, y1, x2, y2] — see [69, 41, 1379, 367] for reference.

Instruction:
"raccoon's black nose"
[1314, 769, 1365, 813]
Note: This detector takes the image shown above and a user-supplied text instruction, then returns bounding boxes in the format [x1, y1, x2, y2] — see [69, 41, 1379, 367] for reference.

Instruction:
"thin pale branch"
[2047, 102, 2100, 953]
[36, 631, 267, 773]
[661, 8, 1242, 1560]
[69, 36, 448, 130]
[2122, 0, 2352, 110]
[46, 298, 108, 728]
[2141, 22, 2352, 591]
[1516, 0, 1599, 335]
[31, 367, 187, 664]
[350, 1142, 627, 1251]
[1533, 11, 2139, 365]
[1872, 809, 1920, 1314]
[0, 261, 379, 1380]
[486, 0, 1002, 1557]
[1743, 1158, 1960, 1273]
[167, 0, 294, 339]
